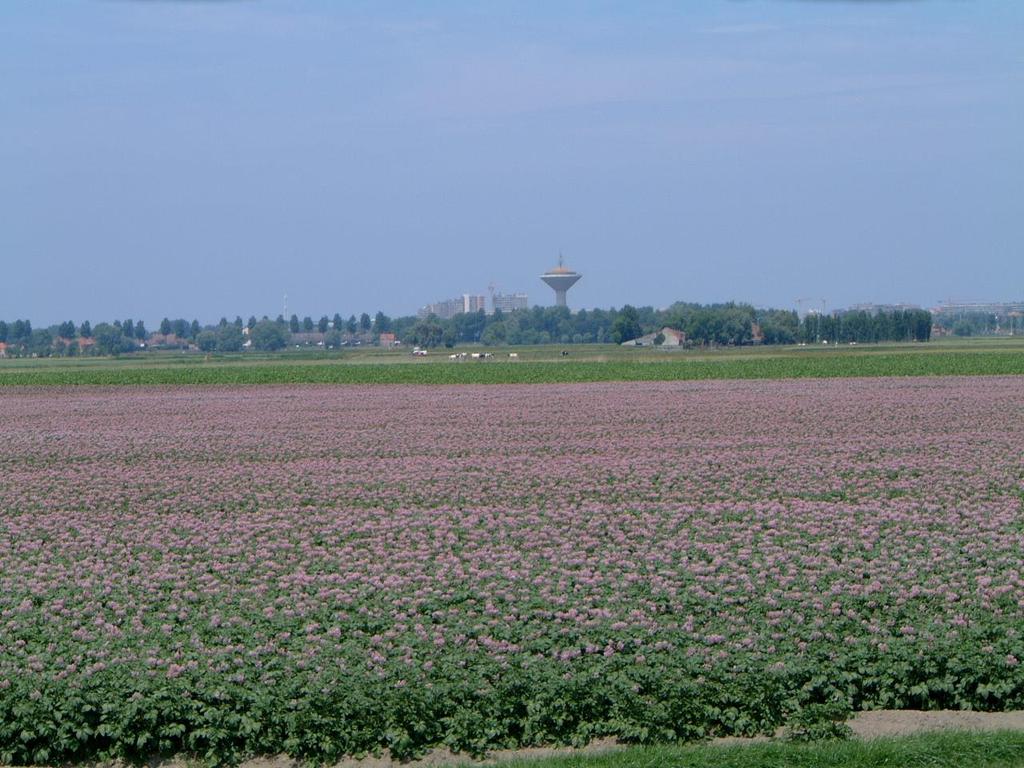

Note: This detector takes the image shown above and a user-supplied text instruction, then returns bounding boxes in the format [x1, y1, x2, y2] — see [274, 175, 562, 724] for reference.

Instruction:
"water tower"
[540, 255, 582, 308]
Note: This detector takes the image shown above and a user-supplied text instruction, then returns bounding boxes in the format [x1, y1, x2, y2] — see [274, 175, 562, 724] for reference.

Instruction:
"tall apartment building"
[491, 293, 529, 314]
[418, 298, 461, 320]
[418, 295, 485, 320]
[463, 294, 487, 313]
[418, 292, 527, 319]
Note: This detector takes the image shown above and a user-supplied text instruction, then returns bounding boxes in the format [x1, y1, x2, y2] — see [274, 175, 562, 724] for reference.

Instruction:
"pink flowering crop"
[0, 377, 1022, 763]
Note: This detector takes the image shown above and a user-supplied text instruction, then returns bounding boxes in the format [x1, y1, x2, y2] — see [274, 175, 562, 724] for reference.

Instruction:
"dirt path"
[848, 709, 1024, 739]
[245, 710, 1024, 767]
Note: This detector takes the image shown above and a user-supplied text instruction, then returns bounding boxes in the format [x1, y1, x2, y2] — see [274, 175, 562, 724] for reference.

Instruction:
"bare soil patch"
[848, 709, 1024, 739]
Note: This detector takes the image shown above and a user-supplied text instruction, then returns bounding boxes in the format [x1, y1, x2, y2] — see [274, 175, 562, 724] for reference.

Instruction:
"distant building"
[418, 295, 486, 320]
[290, 332, 326, 346]
[418, 297, 464, 320]
[378, 332, 397, 347]
[931, 300, 1024, 336]
[931, 301, 1024, 317]
[146, 333, 186, 348]
[843, 303, 922, 315]
[463, 294, 487, 313]
[491, 292, 529, 314]
[621, 327, 686, 347]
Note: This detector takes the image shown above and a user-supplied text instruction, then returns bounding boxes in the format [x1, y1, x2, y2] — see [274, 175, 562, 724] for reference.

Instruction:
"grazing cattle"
[508, 352, 518, 359]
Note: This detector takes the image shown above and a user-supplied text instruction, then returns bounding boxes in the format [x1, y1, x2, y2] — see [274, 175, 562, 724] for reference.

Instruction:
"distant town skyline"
[2, 1, 1021, 326]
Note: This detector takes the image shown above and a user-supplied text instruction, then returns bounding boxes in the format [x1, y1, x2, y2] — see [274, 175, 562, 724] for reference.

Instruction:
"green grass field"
[0, 338, 1022, 386]
[494, 731, 1024, 768]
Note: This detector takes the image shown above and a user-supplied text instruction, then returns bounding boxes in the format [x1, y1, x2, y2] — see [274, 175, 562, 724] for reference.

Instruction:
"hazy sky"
[2, 1, 1021, 325]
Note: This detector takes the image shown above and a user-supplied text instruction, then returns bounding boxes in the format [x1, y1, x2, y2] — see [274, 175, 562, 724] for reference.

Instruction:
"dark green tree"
[302, 316, 314, 332]
[611, 305, 642, 344]
[359, 312, 372, 332]
[79, 320, 92, 338]
[250, 320, 288, 351]
[28, 329, 53, 357]
[410, 318, 444, 348]
[11, 319, 31, 341]
[317, 315, 329, 333]
[480, 322, 506, 346]
[159, 318, 172, 335]
[196, 330, 218, 352]
[289, 314, 300, 333]
[93, 323, 132, 355]
[216, 324, 244, 352]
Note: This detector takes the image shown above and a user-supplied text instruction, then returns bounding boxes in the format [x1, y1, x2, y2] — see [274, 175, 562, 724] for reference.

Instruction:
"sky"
[1, 0, 1021, 326]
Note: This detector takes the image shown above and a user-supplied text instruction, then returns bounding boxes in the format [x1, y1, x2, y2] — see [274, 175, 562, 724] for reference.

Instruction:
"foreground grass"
[494, 731, 1024, 768]
[0, 349, 1022, 386]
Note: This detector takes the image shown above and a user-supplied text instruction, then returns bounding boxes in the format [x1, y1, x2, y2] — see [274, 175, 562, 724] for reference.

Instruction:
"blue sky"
[1, 1, 1021, 325]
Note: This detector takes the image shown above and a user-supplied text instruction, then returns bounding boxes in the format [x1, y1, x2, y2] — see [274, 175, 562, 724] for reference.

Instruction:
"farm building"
[621, 327, 686, 347]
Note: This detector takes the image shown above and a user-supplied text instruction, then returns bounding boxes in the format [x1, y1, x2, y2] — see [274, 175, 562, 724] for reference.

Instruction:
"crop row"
[1, 378, 1023, 764]
[1, 350, 1023, 387]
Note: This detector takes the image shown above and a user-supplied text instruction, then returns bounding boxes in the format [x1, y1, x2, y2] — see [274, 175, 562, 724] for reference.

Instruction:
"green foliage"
[611, 306, 643, 344]
[784, 702, 854, 743]
[939, 312, 1001, 337]
[249, 321, 287, 352]
[196, 330, 218, 352]
[91, 323, 135, 356]
[0, 656, 1019, 766]
[216, 324, 245, 352]
[3, 350, 1023, 387]
[409, 317, 445, 348]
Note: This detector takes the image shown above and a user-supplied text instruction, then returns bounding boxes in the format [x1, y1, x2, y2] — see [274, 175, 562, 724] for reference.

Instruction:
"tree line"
[400, 304, 932, 348]
[0, 312, 383, 356]
[0, 304, 932, 357]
